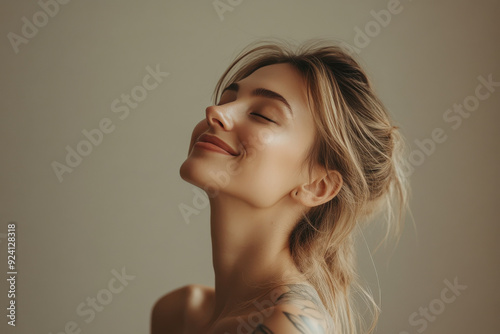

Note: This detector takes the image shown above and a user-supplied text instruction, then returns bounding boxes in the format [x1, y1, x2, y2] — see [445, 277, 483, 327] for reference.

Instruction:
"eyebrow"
[222, 83, 293, 116]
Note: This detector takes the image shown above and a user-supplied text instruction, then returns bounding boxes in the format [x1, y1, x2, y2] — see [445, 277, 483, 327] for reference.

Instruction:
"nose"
[205, 104, 234, 131]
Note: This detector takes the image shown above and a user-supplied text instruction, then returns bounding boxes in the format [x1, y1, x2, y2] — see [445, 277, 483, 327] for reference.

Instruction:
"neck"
[208, 193, 306, 321]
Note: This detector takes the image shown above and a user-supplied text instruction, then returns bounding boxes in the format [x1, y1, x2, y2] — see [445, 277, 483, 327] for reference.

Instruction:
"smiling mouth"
[194, 134, 239, 156]
[194, 141, 234, 155]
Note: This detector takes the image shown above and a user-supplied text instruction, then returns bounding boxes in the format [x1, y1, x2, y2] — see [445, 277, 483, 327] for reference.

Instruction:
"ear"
[291, 167, 342, 208]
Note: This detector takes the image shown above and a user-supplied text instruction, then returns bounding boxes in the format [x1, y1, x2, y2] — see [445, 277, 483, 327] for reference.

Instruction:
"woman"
[152, 39, 408, 334]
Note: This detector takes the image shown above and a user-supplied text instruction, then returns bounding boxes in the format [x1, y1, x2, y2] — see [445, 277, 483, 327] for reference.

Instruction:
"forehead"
[237, 63, 310, 114]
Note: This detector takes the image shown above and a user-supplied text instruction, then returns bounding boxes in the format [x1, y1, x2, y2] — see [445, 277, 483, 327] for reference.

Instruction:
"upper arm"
[150, 284, 214, 334]
[252, 305, 329, 334]
[150, 285, 189, 334]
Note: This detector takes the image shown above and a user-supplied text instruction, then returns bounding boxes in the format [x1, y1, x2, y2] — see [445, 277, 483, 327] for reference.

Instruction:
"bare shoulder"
[252, 284, 333, 334]
[150, 284, 215, 334]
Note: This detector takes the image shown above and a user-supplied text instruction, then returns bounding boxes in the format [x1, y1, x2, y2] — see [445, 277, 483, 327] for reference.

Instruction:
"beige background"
[1, 0, 499, 333]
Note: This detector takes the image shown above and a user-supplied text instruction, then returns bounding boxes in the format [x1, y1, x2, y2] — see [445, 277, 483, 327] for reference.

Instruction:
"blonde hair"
[213, 39, 409, 333]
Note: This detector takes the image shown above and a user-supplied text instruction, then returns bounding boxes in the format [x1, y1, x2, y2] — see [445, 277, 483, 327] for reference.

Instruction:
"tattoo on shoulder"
[252, 324, 274, 333]
[251, 284, 332, 333]
[274, 284, 328, 320]
[283, 311, 326, 334]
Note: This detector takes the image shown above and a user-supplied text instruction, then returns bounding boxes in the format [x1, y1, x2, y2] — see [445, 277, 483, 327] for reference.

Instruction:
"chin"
[179, 158, 198, 185]
[179, 157, 215, 193]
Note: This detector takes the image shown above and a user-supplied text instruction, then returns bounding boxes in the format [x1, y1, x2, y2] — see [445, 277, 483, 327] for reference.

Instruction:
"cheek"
[234, 160, 299, 208]
[234, 135, 308, 197]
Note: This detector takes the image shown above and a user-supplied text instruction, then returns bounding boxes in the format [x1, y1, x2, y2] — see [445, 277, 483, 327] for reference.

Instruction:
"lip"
[195, 134, 239, 156]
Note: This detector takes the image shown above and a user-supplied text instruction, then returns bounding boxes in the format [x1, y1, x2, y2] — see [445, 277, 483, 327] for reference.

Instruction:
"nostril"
[206, 103, 233, 129]
[214, 119, 224, 127]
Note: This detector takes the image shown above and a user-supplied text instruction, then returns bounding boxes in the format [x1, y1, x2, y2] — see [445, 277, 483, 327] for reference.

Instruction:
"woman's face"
[180, 63, 317, 208]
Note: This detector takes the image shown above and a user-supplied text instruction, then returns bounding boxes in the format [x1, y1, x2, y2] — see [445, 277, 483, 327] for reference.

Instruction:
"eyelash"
[250, 112, 276, 124]
[217, 94, 277, 124]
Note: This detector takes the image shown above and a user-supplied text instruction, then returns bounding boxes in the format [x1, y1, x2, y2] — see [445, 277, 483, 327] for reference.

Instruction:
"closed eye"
[250, 112, 276, 124]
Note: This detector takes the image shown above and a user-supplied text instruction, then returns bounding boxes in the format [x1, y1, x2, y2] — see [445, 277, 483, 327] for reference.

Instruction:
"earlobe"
[291, 169, 342, 208]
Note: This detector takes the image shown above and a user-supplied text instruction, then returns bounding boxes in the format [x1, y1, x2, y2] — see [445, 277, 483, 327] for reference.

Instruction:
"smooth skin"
[152, 63, 342, 333]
